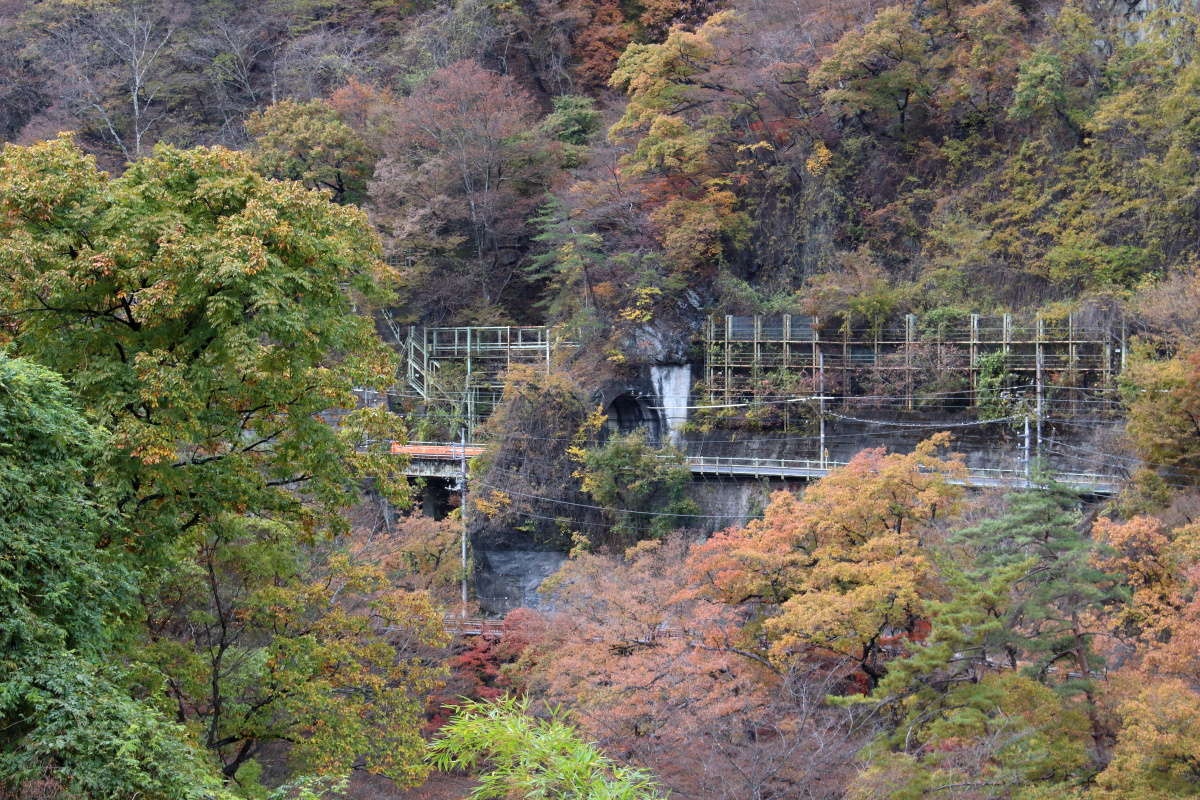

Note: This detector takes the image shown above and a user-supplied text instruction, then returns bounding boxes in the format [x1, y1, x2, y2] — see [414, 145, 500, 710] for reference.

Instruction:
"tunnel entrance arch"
[603, 392, 662, 446]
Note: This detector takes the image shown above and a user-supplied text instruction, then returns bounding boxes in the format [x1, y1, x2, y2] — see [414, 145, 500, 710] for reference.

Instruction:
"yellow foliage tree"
[1089, 679, 1200, 799]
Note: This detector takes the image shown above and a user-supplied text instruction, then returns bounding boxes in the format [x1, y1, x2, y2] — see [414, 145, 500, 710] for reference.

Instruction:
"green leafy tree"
[539, 94, 603, 167]
[0, 134, 404, 560]
[541, 95, 602, 144]
[975, 350, 1021, 420]
[527, 197, 607, 330]
[849, 672, 1090, 800]
[959, 485, 1123, 673]
[0, 135, 437, 787]
[577, 430, 697, 545]
[141, 521, 448, 783]
[247, 98, 377, 205]
[0, 354, 226, 798]
[809, 4, 931, 133]
[429, 696, 667, 800]
[1009, 2, 1101, 140]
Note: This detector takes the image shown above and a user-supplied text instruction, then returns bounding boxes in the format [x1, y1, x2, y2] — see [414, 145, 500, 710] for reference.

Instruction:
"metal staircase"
[401, 325, 568, 438]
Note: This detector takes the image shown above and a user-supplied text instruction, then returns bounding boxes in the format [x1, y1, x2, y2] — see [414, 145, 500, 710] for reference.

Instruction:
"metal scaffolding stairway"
[402, 325, 566, 439]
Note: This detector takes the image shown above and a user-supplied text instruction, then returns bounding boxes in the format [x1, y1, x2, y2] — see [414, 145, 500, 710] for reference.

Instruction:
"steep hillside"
[7, 2, 1200, 799]
[7, 0, 1200, 340]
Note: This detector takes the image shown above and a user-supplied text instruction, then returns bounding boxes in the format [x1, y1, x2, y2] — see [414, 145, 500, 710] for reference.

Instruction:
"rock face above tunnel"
[623, 293, 705, 363]
[474, 549, 568, 614]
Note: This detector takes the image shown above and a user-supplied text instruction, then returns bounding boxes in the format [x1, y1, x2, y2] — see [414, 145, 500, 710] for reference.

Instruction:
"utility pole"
[818, 350, 827, 469]
[1035, 343, 1044, 464]
[1023, 414, 1031, 486]
[459, 426, 468, 619]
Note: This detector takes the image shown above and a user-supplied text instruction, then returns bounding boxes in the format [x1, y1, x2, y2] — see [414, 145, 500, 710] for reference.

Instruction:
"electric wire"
[380, 412, 1122, 448]
[477, 482, 749, 519]
[361, 373, 1162, 506]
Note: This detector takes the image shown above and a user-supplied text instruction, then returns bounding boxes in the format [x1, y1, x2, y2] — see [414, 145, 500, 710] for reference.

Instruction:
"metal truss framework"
[404, 325, 565, 439]
[703, 313, 1127, 414]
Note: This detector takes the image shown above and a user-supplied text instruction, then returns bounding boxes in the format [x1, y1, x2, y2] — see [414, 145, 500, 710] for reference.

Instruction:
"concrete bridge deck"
[390, 442, 1123, 495]
[683, 454, 1121, 494]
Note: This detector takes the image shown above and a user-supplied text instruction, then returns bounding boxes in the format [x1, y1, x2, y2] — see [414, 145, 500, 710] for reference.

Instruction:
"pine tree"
[955, 483, 1124, 763]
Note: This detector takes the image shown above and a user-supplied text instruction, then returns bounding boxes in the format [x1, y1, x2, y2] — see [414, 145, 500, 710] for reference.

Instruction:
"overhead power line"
[823, 411, 1023, 428]
[477, 482, 749, 520]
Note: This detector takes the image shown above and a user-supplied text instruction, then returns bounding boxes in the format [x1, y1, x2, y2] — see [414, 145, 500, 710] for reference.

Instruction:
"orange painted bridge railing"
[390, 441, 486, 459]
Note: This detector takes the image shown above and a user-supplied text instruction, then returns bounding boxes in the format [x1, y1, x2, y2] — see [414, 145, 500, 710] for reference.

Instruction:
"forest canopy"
[5, 0, 1200, 798]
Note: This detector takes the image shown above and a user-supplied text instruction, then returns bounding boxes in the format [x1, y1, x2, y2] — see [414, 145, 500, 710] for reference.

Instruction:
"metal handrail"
[379, 441, 1125, 494]
[677, 454, 1121, 492]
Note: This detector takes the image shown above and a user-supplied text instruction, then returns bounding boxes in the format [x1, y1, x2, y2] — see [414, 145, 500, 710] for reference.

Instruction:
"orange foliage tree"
[1088, 513, 1200, 797]
[567, 0, 633, 87]
[688, 433, 965, 685]
[514, 535, 871, 800]
[1123, 348, 1200, 484]
[369, 60, 559, 322]
[1092, 515, 1197, 648]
